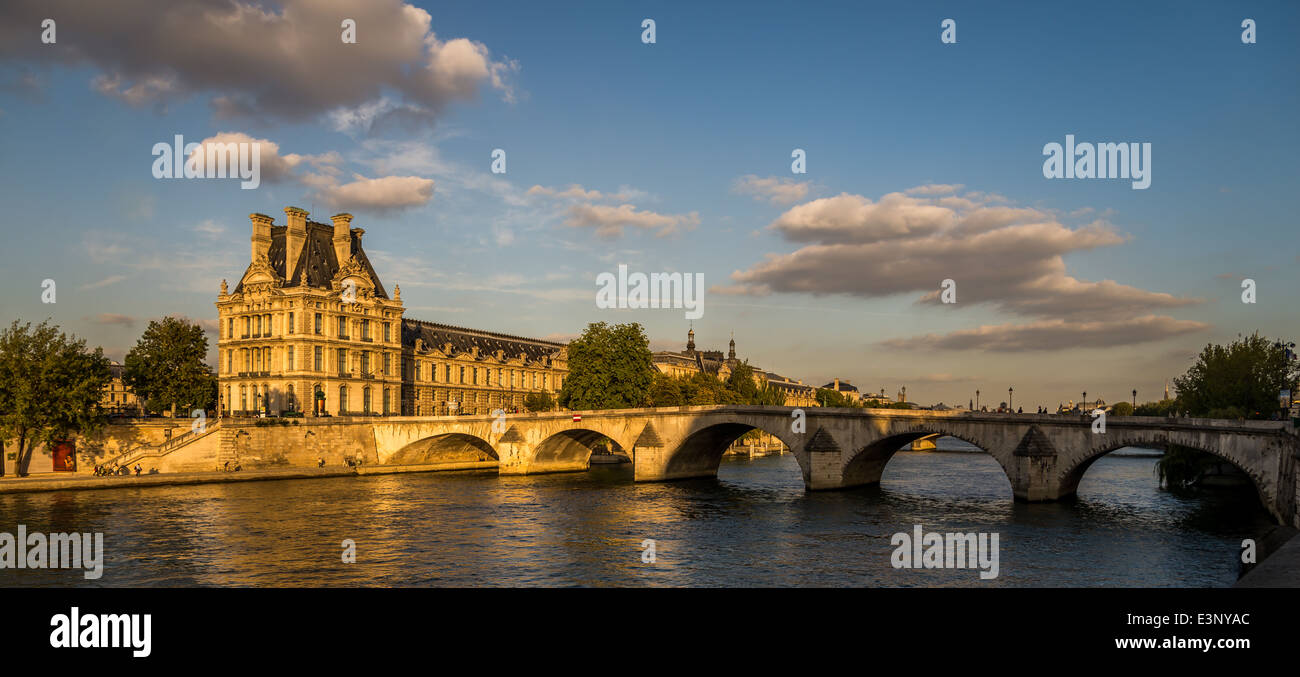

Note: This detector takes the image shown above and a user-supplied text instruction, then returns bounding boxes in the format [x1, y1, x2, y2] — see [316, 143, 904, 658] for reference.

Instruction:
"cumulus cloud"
[878, 316, 1209, 352]
[564, 204, 699, 239]
[768, 192, 956, 243]
[186, 132, 326, 184]
[0, 0, 517, 126]
[732, 175, 811, 205]
[179, 132, 434, 212]
[316, 174, 436, 212]
[721, 185, 1206, 350]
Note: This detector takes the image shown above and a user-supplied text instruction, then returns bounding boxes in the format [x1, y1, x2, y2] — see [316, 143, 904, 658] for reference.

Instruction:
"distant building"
[820, 378, 861, 404]
[762, 371, 816, 407]
[216, 207, 567, 417]
[651, 328, 816, 407]
[100, 360, 141, 416]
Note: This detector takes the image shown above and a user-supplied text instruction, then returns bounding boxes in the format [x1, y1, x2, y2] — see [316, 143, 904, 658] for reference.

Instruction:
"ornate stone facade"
[100, 360, 141, 415]
[652, 328, 816, 407]
[216, 207, 566, 417]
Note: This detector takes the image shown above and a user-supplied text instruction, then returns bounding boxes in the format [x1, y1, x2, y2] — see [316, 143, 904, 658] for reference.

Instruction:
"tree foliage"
[123, 316, 216, 416]
[816, 388, 858, 408]
[523, 391, 556, 412]
[647, 362, 788, 407]
[558, 322, 654, 410]
[1134, 399, 1177, 416]
[1173, 333, 1297, 420]
[0, 320, 111, 476]
[1157, 333, 1298, 489]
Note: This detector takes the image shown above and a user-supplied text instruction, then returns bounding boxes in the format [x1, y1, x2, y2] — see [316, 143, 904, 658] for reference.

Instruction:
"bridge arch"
[1058, 435, 1277, 515]
[532, 429, 628, 469]
[388, 432, 498, 465]
[662, 418, 807, 483]
[841, 425, 1015, 494]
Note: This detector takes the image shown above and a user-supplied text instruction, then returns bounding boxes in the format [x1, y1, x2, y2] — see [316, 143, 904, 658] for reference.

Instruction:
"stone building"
[402, 320, 566, 416]
[216, 207, 566, 417]
[820, 378, 862, 404]
[652, 327, 816, 407]
[100, 360, 141, 416]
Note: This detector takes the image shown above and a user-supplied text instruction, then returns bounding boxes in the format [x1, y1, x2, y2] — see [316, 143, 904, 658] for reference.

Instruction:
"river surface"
[0, 441, 1273, 587]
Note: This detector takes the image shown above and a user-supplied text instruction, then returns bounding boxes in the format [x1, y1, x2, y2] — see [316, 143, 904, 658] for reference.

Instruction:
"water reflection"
[0, 446, 1269, 588]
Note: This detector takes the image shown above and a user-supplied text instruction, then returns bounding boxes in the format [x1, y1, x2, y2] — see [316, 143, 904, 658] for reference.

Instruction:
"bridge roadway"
[350, 405, 1300, 527]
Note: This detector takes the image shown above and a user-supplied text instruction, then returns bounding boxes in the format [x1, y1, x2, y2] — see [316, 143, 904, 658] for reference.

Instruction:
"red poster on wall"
[52, 440, 76, 472]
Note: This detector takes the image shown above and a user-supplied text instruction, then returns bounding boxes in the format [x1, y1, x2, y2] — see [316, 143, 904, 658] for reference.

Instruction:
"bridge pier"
[359, 409, 1300, 527]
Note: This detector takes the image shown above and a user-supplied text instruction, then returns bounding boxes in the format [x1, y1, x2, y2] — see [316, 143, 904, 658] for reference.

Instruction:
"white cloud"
[0, 0, 518, 125]
[564, 203, 699, 239]
[731, 175, 811, 205]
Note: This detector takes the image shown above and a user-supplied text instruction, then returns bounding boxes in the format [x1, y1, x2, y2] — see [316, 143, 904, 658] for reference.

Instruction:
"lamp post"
[1008, 387, 1013, 412]
[1082, 391, 1087, 411]
[1132, 389, 1137, 409]
[976, 389, 980, 411]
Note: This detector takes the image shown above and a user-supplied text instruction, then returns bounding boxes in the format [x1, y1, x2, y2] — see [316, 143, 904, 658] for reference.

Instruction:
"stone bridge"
[354, 405, 1300, 526]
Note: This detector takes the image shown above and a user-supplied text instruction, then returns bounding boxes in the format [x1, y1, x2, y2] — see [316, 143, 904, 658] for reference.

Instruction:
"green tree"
[1174, 333, 1297, 419]
[1134, 399, 1177, 416]
[723, 362, 760, 402]
[816, 388, 862, 408]
[523, 391, 556, 412]
[1109, 402, 1134, 417]
[648, 372, 685, 407]
[557, 322, 654, 410]
[0, 320, 111, 477]
[753, 383, 787, 406]
[684, 371, 726, 405]
[1157, 333, 1299, 488]
[123, 316, 216, 417]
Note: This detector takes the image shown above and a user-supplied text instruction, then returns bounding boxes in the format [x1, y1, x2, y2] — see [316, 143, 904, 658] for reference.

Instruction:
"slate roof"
[232, 221, 388, 298]
[765, 371, 813, 391]
[402, 319, 564, 363]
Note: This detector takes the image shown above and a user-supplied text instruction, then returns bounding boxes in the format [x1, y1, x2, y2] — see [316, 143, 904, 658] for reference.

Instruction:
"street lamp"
[1082, 391, 1087, 411]
[1008, 386, 1013, 412]
[976, 389, 980, 410]
[1132, 389, 1137, 408]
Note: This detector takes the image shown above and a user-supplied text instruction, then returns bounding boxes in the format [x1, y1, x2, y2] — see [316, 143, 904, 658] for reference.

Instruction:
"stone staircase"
[217, 429, 238, 468]
[105, 421, 224, 469]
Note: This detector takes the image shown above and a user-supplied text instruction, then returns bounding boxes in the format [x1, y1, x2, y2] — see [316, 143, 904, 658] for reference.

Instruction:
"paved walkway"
[0, 461, 498, 495]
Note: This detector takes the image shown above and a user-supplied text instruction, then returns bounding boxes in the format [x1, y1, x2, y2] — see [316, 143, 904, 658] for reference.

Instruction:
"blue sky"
[1, 0, 1297, 409]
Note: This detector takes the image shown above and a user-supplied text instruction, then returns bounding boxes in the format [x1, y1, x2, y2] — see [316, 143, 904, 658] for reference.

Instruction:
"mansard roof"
[232, 221, 388, 298]
[652, 351, 698, 367]
[765, 371, 813, 391]
[402, 318, 564, 364]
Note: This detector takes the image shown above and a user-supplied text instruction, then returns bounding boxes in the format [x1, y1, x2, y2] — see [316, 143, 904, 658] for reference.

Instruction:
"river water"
[0, 441, 1272, 587]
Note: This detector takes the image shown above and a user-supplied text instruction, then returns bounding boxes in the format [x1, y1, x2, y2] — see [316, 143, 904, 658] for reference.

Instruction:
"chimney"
[249, 213, 273, 262]
[834, 378, 840, 390]
[284, 206, 308, 276]
[331, 213, 353, 264]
